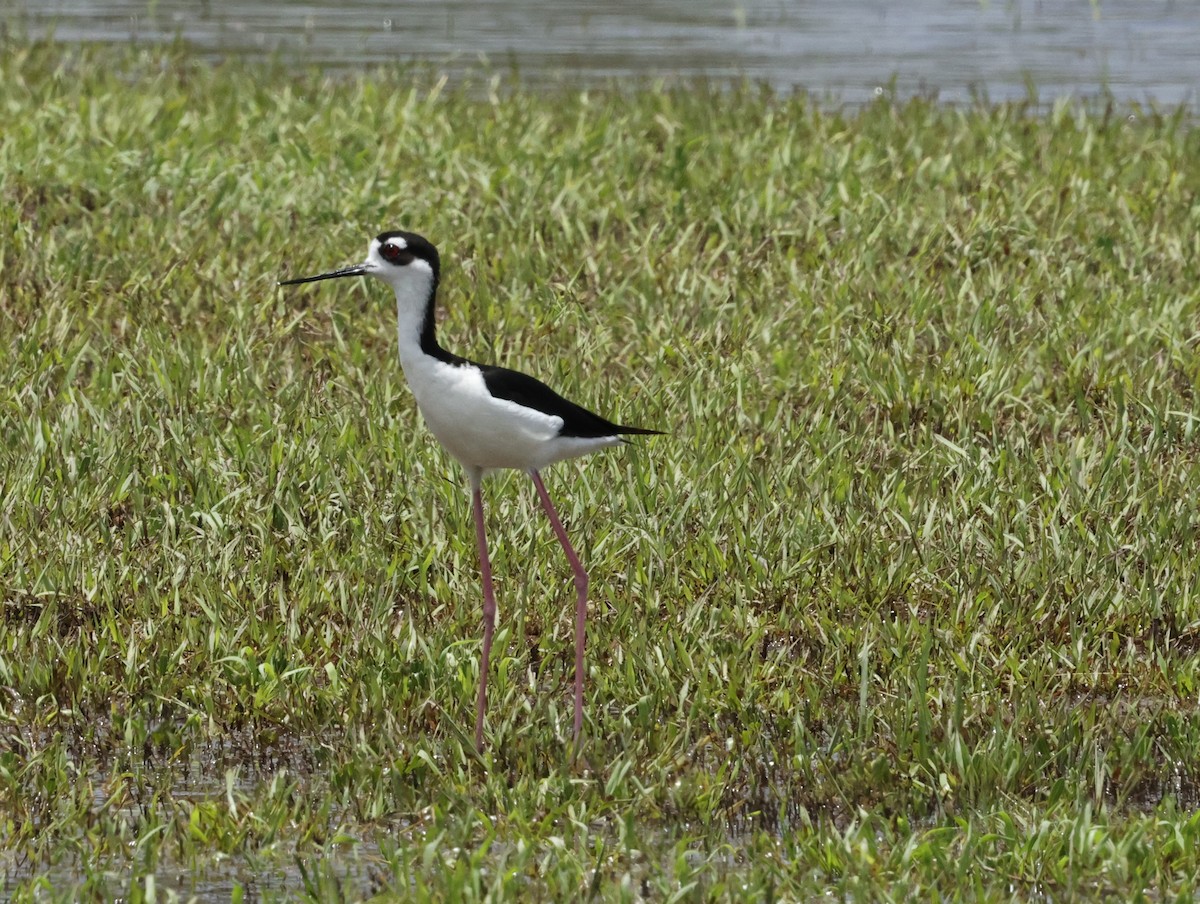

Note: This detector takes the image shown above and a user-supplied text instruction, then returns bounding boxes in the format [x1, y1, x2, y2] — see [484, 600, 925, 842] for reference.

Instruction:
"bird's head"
[279, 230, 440, 296]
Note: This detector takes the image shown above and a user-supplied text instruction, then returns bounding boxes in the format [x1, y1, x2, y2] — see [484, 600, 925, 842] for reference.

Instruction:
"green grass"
[2, 40, 1200, 901]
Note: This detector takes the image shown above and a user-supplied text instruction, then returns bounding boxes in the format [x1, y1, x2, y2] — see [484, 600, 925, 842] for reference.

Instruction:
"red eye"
[381, 243, 414, 265]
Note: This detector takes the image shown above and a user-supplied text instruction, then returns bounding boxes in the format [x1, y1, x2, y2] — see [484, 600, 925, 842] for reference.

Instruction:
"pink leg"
[530, 470, 589, 743]
[471, 481, 496, 751]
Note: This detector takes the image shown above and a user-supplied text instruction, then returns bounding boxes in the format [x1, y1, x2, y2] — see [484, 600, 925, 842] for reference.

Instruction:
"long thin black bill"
[278, 265, 369, 286]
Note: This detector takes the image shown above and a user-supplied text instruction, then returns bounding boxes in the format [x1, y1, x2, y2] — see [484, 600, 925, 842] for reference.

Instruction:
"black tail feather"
[616, 424, 665, 437]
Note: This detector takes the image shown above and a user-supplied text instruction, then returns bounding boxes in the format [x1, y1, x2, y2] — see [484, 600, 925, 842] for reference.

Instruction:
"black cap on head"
[377, 230, 439, 276]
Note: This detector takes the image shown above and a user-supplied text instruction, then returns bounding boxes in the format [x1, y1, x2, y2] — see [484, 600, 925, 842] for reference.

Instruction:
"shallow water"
[2, 0, 1198, 108]
[0, 735, 382, 902]
[3, 715, 1196, 900]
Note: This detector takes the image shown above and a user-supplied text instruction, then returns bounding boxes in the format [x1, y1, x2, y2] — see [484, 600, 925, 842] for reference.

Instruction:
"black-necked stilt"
[279, 230, 660, 750]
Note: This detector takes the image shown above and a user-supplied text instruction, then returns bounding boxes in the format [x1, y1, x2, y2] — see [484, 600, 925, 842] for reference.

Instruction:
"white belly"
[402, 356, 618, 472]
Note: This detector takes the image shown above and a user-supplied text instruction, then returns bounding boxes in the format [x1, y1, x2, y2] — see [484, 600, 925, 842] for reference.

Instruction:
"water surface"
[2, 0, 1198, 107]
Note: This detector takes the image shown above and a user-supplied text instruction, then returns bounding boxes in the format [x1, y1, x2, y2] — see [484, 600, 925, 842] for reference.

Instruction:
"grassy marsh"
[2, 43, 1200, 901]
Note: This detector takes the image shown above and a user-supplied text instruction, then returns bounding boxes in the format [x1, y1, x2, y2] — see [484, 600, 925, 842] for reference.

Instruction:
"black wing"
[478, 364, 661, 439]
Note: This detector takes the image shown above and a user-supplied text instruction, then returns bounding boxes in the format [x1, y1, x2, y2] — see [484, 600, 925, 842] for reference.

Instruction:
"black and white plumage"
[280, 230, 660, 749]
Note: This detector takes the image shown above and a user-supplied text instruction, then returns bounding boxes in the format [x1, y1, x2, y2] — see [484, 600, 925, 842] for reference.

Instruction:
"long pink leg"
[530, 469, 589, 742]
[471, 479, 496, 751]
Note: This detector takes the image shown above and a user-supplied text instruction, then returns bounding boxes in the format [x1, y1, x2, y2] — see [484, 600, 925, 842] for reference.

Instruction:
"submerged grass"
[2, 41, 1200, 901]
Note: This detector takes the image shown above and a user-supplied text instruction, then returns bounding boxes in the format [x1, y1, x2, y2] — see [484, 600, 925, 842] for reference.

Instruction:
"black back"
[480, 365, 660, 438]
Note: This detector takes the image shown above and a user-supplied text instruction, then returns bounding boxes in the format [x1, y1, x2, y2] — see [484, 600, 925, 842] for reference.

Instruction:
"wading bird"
[279, 231, 659, 750]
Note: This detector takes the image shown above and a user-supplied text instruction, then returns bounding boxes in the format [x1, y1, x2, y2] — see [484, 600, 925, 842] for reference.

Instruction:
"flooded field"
[4, 7, 1200, 900]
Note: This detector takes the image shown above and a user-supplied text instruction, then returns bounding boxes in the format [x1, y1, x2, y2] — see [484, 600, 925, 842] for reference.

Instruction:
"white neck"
[390, 273, 436, 369]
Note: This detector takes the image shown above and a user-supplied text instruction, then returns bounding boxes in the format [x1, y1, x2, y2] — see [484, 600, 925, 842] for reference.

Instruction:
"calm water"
[2, 0, 1198, 107]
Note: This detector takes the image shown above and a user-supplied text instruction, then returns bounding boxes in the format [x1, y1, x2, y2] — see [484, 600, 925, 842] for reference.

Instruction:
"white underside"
[395, 322, 617, 476]
[407, 357, 621, 472]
